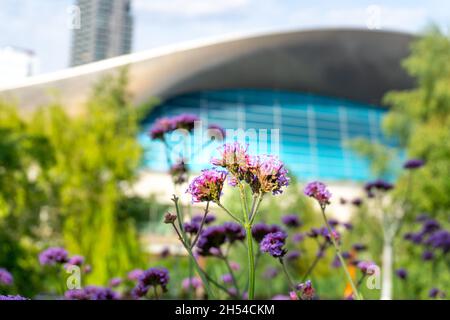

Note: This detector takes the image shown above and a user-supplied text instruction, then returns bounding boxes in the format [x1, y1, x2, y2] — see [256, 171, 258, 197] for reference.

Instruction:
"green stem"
[280, 258, 298, 298]
[320, 205, 362, 300]
[245, 223, 255, 300]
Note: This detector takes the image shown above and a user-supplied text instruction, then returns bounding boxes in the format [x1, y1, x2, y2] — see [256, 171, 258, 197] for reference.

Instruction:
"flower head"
[429, 288, 446, 299]
[304, 181, 332, 207]
[250, 155, 290, 195]
[133, 267, 170, 297]
[149, 117, 174, 140]
[66, 286, 120, 300]
[192, 213, 216, 225]
[221, 274, 233, 284]
[67, 255, 84, 266]
[128, 269, 144, 281]
[403, 158, 425, 170]
[281, 214, 301, 228]
[196, 225, 227, 256]
[251, 223, 283, 242]
[109, 277, 122, 287]
[172, 113, 199, 131]
[207, 124, 226, 140]
[186, 169, 227, 203]
[0, 268, 13, 286]
[39, 247, 69, 266]
[260, 231, 287, 258]
[364, 179, 394, 195]
[211, 142, 252, 179]
[223, 222, 246, 243]
[0, 295, 28, 300]
[296, 280, 315, 300]
[182, 277, 202, 291]
[395, 268, 408, 280]
[426, 230, 450, 253]
[357, 261, 377, 275]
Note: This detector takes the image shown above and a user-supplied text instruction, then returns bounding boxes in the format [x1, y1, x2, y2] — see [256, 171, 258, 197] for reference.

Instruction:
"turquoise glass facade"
[139, 89, 394, 181]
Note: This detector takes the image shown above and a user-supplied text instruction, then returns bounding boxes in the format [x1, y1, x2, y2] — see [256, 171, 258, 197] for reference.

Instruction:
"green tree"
[383, 26, 450, 219]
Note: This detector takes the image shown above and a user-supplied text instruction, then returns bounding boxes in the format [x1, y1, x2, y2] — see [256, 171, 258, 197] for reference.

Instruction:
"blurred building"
[0, 29, 414, 204]
[0, 46, 38, 88]
[70, 0, 133, 66]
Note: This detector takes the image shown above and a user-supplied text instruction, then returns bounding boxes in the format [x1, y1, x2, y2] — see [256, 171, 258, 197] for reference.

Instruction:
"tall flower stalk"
[304, 181, 362, 300]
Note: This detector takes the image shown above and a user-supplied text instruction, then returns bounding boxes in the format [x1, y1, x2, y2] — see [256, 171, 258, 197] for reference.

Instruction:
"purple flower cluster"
[296, 280, 315, 300]
[132, 268, 170, 298]
[357, 261, 378, 275]
[109, 277, 122, 287]
[127, 269, 144, 281]
[211, 143, 289, 195]
[182, 277, 202, 291]
[250, 155, 290, 195]
[260, 231, 287, 258]
[281, 214, 301, 228]
[395, 268, 408, 280]
[196, 225, 227, 256]
[0, 268, 13, 286]
[304, 181, 332, 207]
[39, 247, 69, 266]
[67, 255, 84, 266]
[404, 216, 450, 260]
[211, 142, 253, 179]
[65, 286, 120, 300]
[184, 213, 216, 235]
[307, 226, 341, 243]
[251, 223, 283, 242]
[223, 222, 246, 243]
[0, 295, 27, 300]
[148, 114, 200, 140]
[429, 288, 446, 299]
[403, 158, 425, 170]
[364, 179, 394, 197]
[186, 169, 227, 203]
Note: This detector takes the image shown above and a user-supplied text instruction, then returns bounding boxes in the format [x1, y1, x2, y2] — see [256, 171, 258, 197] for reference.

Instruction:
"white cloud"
[134, 0, 251, 17]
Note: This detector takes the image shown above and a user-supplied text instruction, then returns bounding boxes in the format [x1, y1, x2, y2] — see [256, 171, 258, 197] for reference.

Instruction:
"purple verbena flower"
[128, 269, 144, 281]
[223, 222, 246, 243]
[250, 155, 290, 195]
[133, 267, 170, 297]
[186, 169, 227, 203]
[109, 277, 122, 288]
[357, 261, 377, 275]
[422, 250, 434, 261]
[191, 213, 216, 225]
[182, 277, 202, 291]
[426, 230, 450, 253]
[196, 225, 226, 256]
[304, 181, 332, 207]
[172, 114, 199, 132]
[0, 295, 28, 300]
[221, 274, 233, 284]
[403, 159, 425, 170]
[149, 117, 174, 140]
[395, 268, 408, 280]
[39, 247, 68, 266]
[211, 142, 252, 179]
[251, 223, 283, 243]
[429, 288, 446, 299]
[281, 214, 301, 228]
[0, 268, 13, 286]
[260, 231, 287, 258]
[67, 255, 84, 266]
[296, 280, 315, 300]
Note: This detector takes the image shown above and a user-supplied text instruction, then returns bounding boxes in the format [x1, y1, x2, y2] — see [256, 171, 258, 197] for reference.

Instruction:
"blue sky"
[0, 0, 448, 74]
